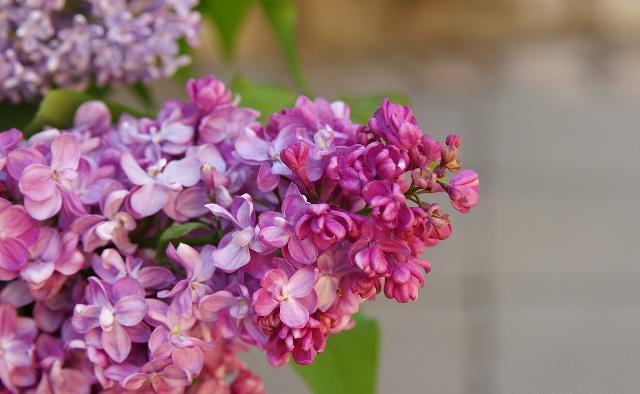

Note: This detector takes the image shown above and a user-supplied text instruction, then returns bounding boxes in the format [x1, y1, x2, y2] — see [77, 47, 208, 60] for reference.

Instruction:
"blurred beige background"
[151, 1, 640, 392]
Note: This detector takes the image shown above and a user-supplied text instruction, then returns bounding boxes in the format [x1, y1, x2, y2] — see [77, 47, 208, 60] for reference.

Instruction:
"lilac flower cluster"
[0, 75, 478, 392]
[0, 0, 200, 103]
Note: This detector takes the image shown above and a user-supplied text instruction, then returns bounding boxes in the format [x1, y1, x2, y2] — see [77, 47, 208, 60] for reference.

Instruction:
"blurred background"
[154, 1, 640, 392]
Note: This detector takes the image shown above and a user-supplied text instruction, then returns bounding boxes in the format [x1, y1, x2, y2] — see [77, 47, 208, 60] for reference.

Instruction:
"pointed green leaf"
[339, 94, 410, 124]
[231, 75, 297, 122]
[199, 0, 255, 59]
[292, 313, 380, 394]
[23, 89, 146, 137]
[260, 0, 306, 90]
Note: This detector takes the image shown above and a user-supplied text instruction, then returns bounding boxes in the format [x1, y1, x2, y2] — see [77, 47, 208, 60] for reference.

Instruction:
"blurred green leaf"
[260, 0, 307, 91]
[23, 89, 146, 137]
[231, 75, 297, 122]
[292, 313, 380, 394]
[339, 94, 410, 124]
[0, 102, 39, 131]
[200, 0, 255, 59]
[129, 82, 156, 112]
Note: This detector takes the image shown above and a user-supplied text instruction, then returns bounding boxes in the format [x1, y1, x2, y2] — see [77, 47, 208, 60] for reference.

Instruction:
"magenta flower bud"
[280, 142, 310, 172]
[446, 169, 479, 213]
[384, 261, 425, 303]
[411, 167, 439, 190]
[295, 204, 353, 251]
[446, 133, 462, 149]
[187, 75, 233, 112]
[368, 98, 422, 149]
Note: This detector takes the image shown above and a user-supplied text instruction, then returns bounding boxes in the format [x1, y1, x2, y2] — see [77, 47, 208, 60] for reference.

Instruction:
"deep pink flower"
[368, 98, 422, 150]
[252, 267, 317, 328]
[446, 169, 479, 213]
[187, 75, 233, 112]
[295, 204, 353, 251]
[17, 134, 85, 220]
[362, 180, 414, 229]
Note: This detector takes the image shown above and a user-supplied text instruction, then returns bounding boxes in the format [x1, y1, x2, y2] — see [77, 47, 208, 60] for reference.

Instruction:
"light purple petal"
[0, 238, 29, 271]
[252, 288, 278, 316]
[235, 133, 270, 162]
[19, 164, 56, 201]
[120, 152, 152, 186]
[160, 156, 200, 187]
[0, 206, 38, 243]
[50, 134, 80, 170]
[198, 291, 235, 320]
[130, 183, 168, 218]
[171, 346, 203, 375]
[24, 192, 62, 220]
[102, 322, 131, 362]
[115, 296, 148, 326]
[280, 298, 309, 328]
[7, 147, 45, 180]
[286, 267, 317, 298]
[71, 305, 101, 333]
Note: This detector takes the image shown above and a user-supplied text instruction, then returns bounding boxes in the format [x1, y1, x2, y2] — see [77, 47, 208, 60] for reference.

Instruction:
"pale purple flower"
[235, 127, 299, 191]
[72, 186, 137, 254]
[146, 298, 210, 375]
[252, 267, 317, 328]
[19, 228, 85, 290]
[314, 247, 354, 312]
[206, 194, 265, 272]
[0, 198, 39, 280]
[120, 152, 200, 218]
[158, 243, 215, 316]
[0, 303, 37, 391]
[15, 134, 85, 220]
[0, 129, 22, 170]
[72, 277, 149, 363]
[91, 249, 174, 293]
[258, 185, 318, 265]
[106, 359, 191, 393]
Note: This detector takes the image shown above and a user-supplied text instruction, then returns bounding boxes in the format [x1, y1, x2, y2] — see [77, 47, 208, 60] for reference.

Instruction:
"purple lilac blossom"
[0, 0, 201, 103]
[0, 74, 478, 392]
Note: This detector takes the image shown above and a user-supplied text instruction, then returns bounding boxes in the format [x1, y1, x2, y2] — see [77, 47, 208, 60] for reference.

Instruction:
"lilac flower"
[187, 75, 233, 113]
[362, 180, 414, 229]
[0, 198, 39, 280]
[72, 277, 149, 362]
[72, 185, 136, 254]
[0, 129, 22, 170]
[252, 267, 317, 328]
[120, 152, 200, 217]
[206, 194, 265, 272]
[17, 134, 85, 220]
[107, 359, 191, 393]
[158, 243, 215, 315]
[0, 303, 37, 391]
[258, 185, 317, 265]
[314, 248, 354, 312]
[294, 204, 353, 251]
[0, 1, 201, 103]
[146, 298, 210, 375]
[367, 98, 422, 150]
[91, 249, 174, 293]
[445, 169, 480, 213]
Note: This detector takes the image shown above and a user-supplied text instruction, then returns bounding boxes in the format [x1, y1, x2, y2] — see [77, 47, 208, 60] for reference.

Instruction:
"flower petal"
[279, 298, 309, 328]
[115, 296, 148, 326]
[252, 288, 278, 317]
[130, 183, 168, 218]
[286, 267, 317, 298]
[24, 192, 62, 220]
[102, 322, 131, 362]
[19, 164, 55, 201]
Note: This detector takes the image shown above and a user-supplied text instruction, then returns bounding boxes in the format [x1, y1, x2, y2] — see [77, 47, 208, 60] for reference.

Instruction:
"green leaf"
[260, 0, 307, 90]
[231, 75, 297, 122]
[129, 82, 156, 112]
[23, 89, 146, 137]
[0, 102, 39, 131]
[292, 313, 380, 394]
[199, 0, 255, 59]
[155, 222, 213, 264]
[339, 94, 411, 124]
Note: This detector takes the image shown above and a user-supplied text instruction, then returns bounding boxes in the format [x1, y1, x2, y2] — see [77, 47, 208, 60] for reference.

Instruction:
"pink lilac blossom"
[0, 75, 478, 392]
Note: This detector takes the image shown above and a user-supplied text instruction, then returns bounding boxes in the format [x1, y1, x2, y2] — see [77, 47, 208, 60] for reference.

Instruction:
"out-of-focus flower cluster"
[0, 75, 478, 392]
[0, 0, 200, 103]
